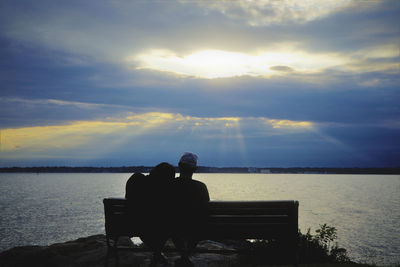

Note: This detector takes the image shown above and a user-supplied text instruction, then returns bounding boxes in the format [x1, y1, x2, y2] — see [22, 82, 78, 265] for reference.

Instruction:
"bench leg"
[113, 236, 120, 267]
[292, 235, 299, 267]
[281, 236, 298, 267]
[292, 244, 298, 267]
[105, 236, 111, 267]
[104, 236, 120, 267]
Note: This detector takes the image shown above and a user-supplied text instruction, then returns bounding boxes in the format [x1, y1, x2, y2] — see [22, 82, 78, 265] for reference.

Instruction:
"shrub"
[298, 223, 350, 264]
[241, 223, 351, 265]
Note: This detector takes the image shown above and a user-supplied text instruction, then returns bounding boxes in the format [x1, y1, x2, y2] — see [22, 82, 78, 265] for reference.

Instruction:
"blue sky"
[0, 0, 399, 167]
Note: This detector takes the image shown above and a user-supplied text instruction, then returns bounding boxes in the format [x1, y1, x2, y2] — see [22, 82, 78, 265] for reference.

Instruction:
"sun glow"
[132, 49, 346, 79]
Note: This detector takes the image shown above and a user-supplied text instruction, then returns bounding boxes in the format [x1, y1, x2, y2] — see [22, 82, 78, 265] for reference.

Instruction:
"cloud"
[0, 0, 397, 90]
[1, 97, 122, 109]
[0, 0, 399, 167]
[1, 0, 397, 64]
[358, 78, 381, 87]
[188, 0, 359, 26]
[270, 66, 294, 72]
[1, 111, 398, 167]
[266, 119, 313, 129]
[0, 97, 140, 128]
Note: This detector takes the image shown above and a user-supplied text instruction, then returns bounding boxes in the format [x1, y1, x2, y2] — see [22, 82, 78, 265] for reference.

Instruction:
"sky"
[0, 0, 399, 168]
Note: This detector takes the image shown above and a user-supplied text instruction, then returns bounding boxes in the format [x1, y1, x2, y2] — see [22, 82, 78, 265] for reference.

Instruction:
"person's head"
[178, 152, 198, 177]
[149, 162, 175, 181]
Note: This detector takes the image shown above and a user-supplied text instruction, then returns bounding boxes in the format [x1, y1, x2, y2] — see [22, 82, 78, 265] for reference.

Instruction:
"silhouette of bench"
[103, 197, 299, 266]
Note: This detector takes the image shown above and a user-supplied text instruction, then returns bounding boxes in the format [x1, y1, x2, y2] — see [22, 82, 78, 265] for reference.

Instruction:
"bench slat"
[209, 215, 289, 224]
[209, 209, 291, 215]
[209, 200, 297, 208]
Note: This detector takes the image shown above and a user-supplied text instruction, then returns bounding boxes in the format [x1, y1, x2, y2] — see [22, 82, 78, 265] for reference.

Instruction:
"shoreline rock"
[0, 235, 375, 267]
[0, 235, 241, 267]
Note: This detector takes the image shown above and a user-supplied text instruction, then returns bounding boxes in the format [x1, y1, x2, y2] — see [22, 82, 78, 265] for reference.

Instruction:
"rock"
[0, 235, 109, 267]
[0, 235, 244, 267]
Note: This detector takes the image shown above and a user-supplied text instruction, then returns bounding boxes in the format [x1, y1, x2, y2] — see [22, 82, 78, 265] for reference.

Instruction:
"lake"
[0, 173, 399, 265]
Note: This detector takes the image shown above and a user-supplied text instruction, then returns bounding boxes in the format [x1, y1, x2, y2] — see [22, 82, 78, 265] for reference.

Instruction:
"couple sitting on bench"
[125, 152, 209, 266]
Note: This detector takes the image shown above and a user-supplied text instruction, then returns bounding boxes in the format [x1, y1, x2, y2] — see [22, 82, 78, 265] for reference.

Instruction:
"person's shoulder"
[191, 179, 208, 189]
[191, 179, 205, 185]
[131, 172, 146, 179]
[127, 172, 146, 182]
[191, 179, 210, 200]
[173, 178, 206, 187]
[173, 178, 204, 187]
[127, 173, 149, 187]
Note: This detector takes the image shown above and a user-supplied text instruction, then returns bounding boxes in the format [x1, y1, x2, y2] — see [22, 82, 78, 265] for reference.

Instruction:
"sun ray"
[0, 113, 315, 161]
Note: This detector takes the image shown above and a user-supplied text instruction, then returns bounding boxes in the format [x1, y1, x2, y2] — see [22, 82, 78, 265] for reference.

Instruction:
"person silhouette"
[172, 152, 210, 267]
[125, 162, 176, 265]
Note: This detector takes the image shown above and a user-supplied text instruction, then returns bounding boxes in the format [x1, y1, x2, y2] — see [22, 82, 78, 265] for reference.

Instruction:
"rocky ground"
[0, 235, 245, 267]
[0, 235, 374, 267]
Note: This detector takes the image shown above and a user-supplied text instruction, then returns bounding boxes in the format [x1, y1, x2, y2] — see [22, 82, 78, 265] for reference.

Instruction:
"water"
[0, 173, 399, 265]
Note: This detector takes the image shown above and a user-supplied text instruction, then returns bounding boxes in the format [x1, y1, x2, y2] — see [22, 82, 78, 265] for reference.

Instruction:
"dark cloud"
[289, 0, 400, 53]
[270, 66, 294, 72]
[2, 0, 397, 57]
[1, 34, 399, 127]
[0, 0, 399, 167]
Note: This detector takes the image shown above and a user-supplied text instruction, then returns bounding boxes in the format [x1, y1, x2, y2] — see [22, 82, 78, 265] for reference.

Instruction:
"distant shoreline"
[0, 166, 399, 174]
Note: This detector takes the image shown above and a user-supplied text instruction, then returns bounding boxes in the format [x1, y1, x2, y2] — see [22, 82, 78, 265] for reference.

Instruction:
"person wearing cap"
[172, 152, 210, 267]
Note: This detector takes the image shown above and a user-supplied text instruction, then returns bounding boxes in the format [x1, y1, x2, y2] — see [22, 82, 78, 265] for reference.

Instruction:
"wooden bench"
[103, 197, 299, 266]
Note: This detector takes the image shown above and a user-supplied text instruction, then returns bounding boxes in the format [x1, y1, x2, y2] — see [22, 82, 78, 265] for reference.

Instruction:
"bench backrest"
[104, 198, 298, 240]
[103, 198, 133, 237]
[207, 201, 298, 239]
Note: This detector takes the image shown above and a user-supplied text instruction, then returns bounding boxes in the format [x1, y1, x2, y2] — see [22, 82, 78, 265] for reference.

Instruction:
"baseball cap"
[179, 152, 198, 167]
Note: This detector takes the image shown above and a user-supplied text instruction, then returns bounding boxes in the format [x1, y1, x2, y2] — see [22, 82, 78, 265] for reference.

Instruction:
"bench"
[103, 197, 299, 266]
